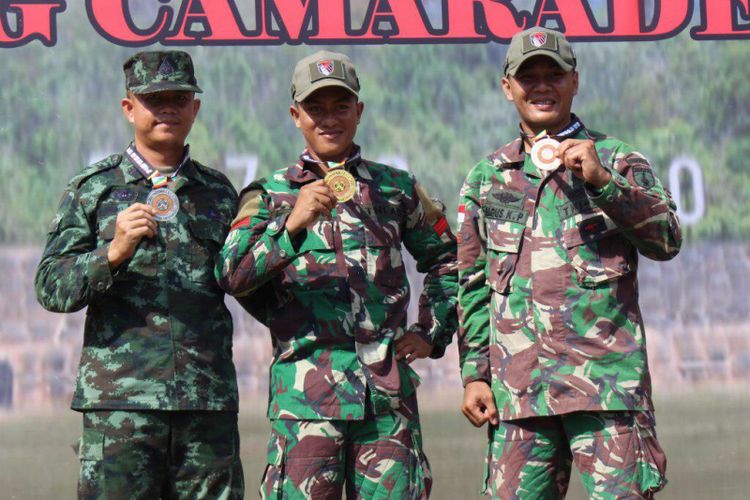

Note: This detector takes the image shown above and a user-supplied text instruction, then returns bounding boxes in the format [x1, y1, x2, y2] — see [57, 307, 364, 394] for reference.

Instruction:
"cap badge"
[317, 60, 334, 76]
[158, 59, 174, 76]
[530, 32, 547, 48]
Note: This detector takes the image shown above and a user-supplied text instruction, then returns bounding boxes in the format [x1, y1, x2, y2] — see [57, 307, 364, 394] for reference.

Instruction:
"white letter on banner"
[668, 155, 705, 226]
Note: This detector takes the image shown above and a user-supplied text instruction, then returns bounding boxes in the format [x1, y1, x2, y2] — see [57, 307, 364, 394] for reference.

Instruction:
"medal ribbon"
[299, 144, 362, 171]
[125, 143, 191, 188]
[522, 114, 584, 145]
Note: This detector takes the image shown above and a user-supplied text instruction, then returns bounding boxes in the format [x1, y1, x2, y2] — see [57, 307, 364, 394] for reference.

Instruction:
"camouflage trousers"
[484, 411, 667, 500]
[77, 410, 244, 500]
[260, 393, 431, 499]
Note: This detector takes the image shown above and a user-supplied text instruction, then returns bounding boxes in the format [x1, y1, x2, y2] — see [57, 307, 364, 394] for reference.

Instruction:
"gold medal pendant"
[324, 169, 356, 203]
[531, 137, 562, 171]
[147, 188, 179, 221]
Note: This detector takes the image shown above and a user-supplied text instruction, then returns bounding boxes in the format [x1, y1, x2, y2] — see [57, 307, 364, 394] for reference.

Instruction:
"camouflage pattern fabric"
[484, 411, 666, 499]
[217, 148, 458, 420]
[458, 123, 682, 420]
[35, 150, 240, 411]
[260, 392, 430, 499]
[78, 410, 243, 499]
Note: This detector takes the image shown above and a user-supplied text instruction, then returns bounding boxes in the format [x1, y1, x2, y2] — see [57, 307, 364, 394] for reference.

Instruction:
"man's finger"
[483, 397, 499, 426]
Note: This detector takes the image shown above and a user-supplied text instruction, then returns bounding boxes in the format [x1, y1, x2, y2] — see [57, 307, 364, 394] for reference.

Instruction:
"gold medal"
[324, 169, 356, 203]
[531, 137, 562, 171]
[147, 188, 179, 221]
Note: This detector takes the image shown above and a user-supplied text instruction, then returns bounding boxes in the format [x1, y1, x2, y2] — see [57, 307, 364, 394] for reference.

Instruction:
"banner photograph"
[1, 1, 748, 498]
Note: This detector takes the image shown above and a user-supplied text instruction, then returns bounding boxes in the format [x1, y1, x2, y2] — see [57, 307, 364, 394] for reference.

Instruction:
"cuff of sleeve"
[461, 363, 491, 387]
[407, 324, 447, 359]
[586, 170, 626, 206]
[88, 245, 114, 294]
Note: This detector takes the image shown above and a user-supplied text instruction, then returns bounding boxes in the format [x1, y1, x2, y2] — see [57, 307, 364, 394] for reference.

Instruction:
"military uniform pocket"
[562, 214, 631, 287]
[188, 221, 226, 283]
[259, 430, 287, 500]
[408, 432, 433, 500]
[77, 428, 104, 499]
[485, 220, 524, 294]
[97, 219, 158, 279]
[633, 411, 668, 497]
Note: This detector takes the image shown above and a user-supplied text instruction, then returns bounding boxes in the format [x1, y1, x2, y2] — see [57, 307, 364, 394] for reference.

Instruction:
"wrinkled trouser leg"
[484, 411, 667, 500]
[485, 416, 572, 500]
[565, 411, 667, 500]
[260, 392, 431, 499]
[77, 411, 243, 500]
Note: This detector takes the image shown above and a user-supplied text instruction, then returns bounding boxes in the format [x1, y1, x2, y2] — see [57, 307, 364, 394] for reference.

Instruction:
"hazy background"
[1, 1, 748, 498]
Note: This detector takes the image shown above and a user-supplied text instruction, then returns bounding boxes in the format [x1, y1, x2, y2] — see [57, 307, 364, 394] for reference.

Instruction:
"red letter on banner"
[86, 0, 170, 45]
[474, 0, 525, 40]
[532, 0, 599, 37]
[264, 0, 315, 41]
[608, 0, 690, 38]
[308, 0, 348, 41]
[0, 1, 64, 47]
[165, 0, 254, 42]
[362, 0, 434, 39]
[692, 0, 750, 39]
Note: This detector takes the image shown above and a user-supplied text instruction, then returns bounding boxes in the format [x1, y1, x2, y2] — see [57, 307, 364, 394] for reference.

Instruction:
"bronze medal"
[324, 169, 356, 203]
[531, 137, 562, 171]
[147, 188, 179, 221]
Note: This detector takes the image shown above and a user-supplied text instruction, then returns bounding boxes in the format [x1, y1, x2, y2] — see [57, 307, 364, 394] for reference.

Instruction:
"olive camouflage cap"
[291, 50, 360, 102]
[123, 50, 202, 94]
[503, 27, 576, 77]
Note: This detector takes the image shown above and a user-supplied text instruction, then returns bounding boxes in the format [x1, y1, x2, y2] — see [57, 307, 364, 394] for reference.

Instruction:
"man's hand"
[107, 203, 156, 269]
[462, 380, 499, 427]
[394, 332, 433, 363]
[285, 180, 337, 236]
[556, 139, 611, 188]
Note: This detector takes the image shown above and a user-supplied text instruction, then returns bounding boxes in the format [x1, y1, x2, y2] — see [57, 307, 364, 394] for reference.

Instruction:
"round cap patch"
[324, 169, 356, 203]
[147, 188, 179, 221]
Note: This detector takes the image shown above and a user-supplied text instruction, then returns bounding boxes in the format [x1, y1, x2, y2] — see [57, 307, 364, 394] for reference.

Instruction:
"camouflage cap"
[123, 50, 202, 94]
[503, 27, 576, 77]
[291, 50, 360, 102]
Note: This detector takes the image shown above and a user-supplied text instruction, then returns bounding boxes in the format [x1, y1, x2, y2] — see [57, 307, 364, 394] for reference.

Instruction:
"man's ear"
[501, 77, 514, 102]
[356, 101, 364, 124]
[289, 103, 302, 129]
[121, 95, 135, 124]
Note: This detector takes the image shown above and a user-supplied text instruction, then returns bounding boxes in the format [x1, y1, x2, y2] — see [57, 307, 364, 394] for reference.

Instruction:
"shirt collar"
[120, 144, 206, 185]
[285, 144, 366, 183]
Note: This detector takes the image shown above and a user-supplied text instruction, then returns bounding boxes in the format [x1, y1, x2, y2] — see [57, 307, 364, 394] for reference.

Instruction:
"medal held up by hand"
[531, 137, 562, 171]
[147, 188, 179, 221]
[324, 169, 356, 203]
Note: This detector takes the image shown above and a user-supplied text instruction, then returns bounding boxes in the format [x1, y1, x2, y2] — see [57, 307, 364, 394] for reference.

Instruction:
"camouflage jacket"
[217, 152, 458, 420]
[35, 150, 239, 411]
[457, 125, 682, 420]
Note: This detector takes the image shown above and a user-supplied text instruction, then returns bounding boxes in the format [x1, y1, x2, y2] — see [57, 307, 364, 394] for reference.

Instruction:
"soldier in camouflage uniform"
[458, 28, 682, 499]
[216, 51, 458, 499]
[34, 51, 243, 499]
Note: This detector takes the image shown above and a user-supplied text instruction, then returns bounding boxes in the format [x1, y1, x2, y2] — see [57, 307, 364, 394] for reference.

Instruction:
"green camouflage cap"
[291, 50, 359, 102]
[503, 27, 576, 77]
[123, 50, 202, 94]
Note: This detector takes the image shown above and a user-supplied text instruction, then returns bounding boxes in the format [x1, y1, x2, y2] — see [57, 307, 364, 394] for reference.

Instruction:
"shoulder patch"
[415, 183, 444, 225]
[633, 166, 656, 189]
[232, 184, 265, 226]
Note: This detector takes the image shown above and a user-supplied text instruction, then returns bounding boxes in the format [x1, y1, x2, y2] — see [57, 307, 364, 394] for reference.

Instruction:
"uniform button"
[95, 281, 105, 291]
[279, 249, 288, 259]
[606, 195, 614, 202]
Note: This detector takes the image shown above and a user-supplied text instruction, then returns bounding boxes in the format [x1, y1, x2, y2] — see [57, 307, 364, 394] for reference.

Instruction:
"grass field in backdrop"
[1, 389, 747, 499]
